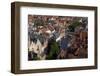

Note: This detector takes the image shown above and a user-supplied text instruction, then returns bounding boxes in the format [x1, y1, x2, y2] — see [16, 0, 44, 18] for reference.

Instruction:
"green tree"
[47, 41, 59, 59]
[68, 21, 81, 32]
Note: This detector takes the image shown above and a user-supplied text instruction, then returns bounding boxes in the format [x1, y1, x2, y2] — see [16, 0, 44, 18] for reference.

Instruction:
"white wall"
[0, 0, 100, 76]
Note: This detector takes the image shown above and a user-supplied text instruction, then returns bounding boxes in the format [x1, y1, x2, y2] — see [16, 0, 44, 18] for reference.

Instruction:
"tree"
[68, 21, 81, 32]
[46, 39, 59, 59]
